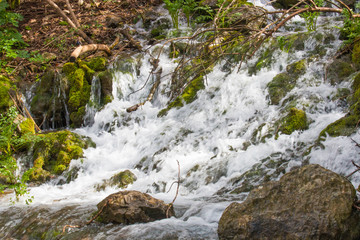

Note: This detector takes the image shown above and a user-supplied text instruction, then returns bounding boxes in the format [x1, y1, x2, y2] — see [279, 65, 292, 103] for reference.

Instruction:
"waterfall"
[1, 14, 360, 239]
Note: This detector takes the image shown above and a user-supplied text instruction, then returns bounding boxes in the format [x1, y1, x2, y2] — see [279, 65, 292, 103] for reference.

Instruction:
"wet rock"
[95, 170, 137, 191]
[267, 59, 306, 105]
[319, 71, 360, 138]
[277, 107, 308, 135]
[327, 56, 355, 85]
[218, 164, 360, 240]
[158, 75, 205, 117]
[96, 190, 175, 224]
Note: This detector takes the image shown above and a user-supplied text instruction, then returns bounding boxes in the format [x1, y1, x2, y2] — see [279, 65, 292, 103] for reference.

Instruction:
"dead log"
[70, 44, 111, 62]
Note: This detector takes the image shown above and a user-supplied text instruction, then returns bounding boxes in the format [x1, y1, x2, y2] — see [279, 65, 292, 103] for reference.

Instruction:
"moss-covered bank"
[31, 57, 110, 129]
[28, 130, 95, 183]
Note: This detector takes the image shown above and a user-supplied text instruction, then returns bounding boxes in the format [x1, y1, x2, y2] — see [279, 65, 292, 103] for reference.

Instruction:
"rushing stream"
[1, 7, 360, 239]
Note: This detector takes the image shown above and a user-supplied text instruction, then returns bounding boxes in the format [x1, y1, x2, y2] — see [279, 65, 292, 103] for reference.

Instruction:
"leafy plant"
[163, 0, 183, 29]
[0, 1, 28, 72]
[300, 0, 323, 32]
[182, 0, 197, 27]
[339, 8, 360, 44]
[0, 106, 39, 203]
[163, 0, 200, 28]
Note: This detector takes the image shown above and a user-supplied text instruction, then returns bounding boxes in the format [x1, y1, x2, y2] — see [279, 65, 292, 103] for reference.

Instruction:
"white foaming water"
[2, 18, 360, 239]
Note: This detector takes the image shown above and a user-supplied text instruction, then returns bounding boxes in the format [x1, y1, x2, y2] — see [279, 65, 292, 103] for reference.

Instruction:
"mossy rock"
[28, 130, 95, 183]
[286, 59, 306, 76]
[87, 57, 107, 72]
[0, 75, 16, 112]
[319, 71, 360, 139]
[267, 60, 307, 105]
[98, 70, 113, 105]
[95, 170, 137, 191]
[267, 73, 294, 105]
[278, 108, 308, 135]
[319, 114, 358, 139]
[327, 58, 355, 85]
[158, 75, 205, 117]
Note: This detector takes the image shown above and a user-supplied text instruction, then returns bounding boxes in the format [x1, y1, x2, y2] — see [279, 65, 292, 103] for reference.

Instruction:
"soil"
[9, 0, 162, 82]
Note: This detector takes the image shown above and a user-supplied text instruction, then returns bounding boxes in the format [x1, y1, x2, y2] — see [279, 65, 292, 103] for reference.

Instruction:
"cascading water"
[1, 12, 360, 239]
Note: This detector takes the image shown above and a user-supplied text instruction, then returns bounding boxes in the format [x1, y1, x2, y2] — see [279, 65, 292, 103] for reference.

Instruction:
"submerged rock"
[95, 170, 137, 191]
[96, 190, 175, 224]
[218, 164, 360, 240]
[278, 107, 308, 135]
[267, 59, 306, 105]
[319, 71, 360, 138]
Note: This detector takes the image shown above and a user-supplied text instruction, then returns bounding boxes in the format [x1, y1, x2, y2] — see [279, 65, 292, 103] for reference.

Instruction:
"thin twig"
[166, 160, 180, 218]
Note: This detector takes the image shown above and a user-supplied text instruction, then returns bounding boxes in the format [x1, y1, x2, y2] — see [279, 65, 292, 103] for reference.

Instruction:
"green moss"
[267, 59, 307, 105]
[0, 75, 16, 112]
[267, 73, 294, 105]
[29, 130, 95, 182]
[70, 106, 86, 127]
[19, 118, 35, 135]
[278, 108, 308, 135]
[286, 59, 306, 76]
[352, 41, 360, 65]
[79, 60, 95, 82]
[62, 62, 77, 75]
[182, 75, 205, 104]
[111, 170, 137, 188]
[319, 115, 358, 138]
[87, 57, 107, 71]
[98, 70, 113, 105]
[95, 170, 137, 191]
[328, 59, 355, 85]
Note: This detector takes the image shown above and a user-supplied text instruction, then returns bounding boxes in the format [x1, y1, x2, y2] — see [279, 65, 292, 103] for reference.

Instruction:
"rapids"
[1, 10, 360, 240]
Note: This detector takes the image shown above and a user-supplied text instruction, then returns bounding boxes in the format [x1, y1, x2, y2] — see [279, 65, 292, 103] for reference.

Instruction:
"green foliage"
[0, 1, 27, 69]
[163, 0, 200, 28]
[163, 0, 183, 29]
[340, 9, 360, 44]
[300, 0, 323, 32]
[0, 106, 39, 203]
[194, 4, 214, 23]
[182, 0, 197, 27]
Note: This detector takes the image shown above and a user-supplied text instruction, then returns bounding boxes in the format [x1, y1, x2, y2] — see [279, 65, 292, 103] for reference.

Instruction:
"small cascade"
[84, 76, 102, 126]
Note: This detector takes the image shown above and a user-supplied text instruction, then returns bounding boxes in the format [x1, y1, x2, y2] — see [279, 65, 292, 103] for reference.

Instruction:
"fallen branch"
[70, 44, 112, 62]
[126, 68, 162, 112]
[44, 0, 93, 44]
[119, 28, 142, 51]
[166, 160, 180, 218]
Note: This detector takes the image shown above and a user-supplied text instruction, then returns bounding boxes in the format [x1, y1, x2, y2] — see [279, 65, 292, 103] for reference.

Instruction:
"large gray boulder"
[97, 190, 175, 224]
[218, 164, 360, 239]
